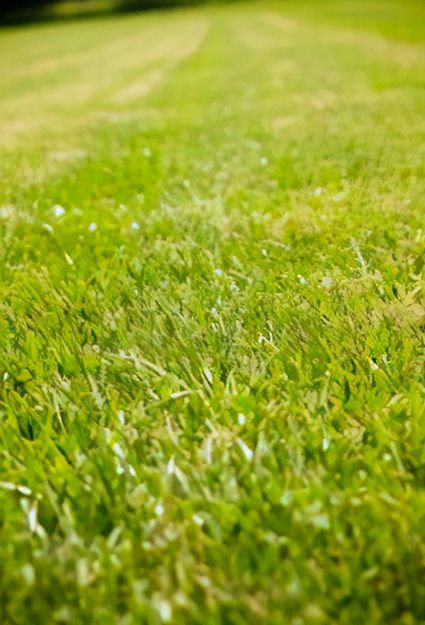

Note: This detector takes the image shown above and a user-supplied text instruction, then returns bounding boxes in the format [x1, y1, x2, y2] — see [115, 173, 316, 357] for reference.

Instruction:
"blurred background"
[0, 0, 207, 23]
[2, 0, 425, 41]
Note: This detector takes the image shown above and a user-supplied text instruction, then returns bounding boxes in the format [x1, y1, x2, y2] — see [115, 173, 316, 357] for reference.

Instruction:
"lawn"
[0, 1, 424, 624]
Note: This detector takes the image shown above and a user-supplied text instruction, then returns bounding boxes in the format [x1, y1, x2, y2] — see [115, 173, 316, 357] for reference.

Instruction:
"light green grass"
[0, 2, 425, 624]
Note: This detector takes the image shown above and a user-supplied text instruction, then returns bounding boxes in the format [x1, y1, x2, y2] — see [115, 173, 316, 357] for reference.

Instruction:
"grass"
[0, 1, 424, 623]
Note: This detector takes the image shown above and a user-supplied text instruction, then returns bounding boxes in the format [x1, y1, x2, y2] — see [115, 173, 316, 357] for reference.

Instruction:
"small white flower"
[214, 268, 223, 276]
[117, 410, 125, 425]
[113, 442, 125, 459]
[116, 463, 125, 475]
[88, 222, 97, 232]
[210, 307, 218, 315]
[192, 514, 204, 526]
[298, 274, 307, 285]
[322, 438, 330, 451]
[237, 413, 246, 426]
[131, 222, 140, 230]
[53, 204, 66, 217]
[155, 504, 165, 516]
[0, 481, 16, 491]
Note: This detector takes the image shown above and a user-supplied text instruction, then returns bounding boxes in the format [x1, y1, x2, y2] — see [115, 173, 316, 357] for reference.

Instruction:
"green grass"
[1, 2, 425, 624]
[280, 0, 425, 42]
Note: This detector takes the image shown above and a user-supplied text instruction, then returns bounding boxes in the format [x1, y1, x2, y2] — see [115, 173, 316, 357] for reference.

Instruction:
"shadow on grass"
[0, 0, 209, 27]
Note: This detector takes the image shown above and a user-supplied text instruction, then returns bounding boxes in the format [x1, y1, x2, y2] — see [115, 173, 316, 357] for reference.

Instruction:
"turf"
[0, 2, 424, 624]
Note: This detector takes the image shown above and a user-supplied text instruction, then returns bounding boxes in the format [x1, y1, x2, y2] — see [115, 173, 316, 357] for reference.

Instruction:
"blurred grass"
[278, 0, 425, 42]
[48, 0, 118, 18]
[0, 2, 424, 624]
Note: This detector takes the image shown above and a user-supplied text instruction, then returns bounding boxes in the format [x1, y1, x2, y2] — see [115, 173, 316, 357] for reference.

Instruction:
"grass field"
[1, 1, 425, 623]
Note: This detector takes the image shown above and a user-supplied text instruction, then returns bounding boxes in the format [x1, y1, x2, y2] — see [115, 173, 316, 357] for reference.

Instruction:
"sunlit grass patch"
[0, 2, 424, 624]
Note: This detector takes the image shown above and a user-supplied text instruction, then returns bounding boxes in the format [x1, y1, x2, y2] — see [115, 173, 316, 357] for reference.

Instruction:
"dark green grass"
[0, 2, 424, 624]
